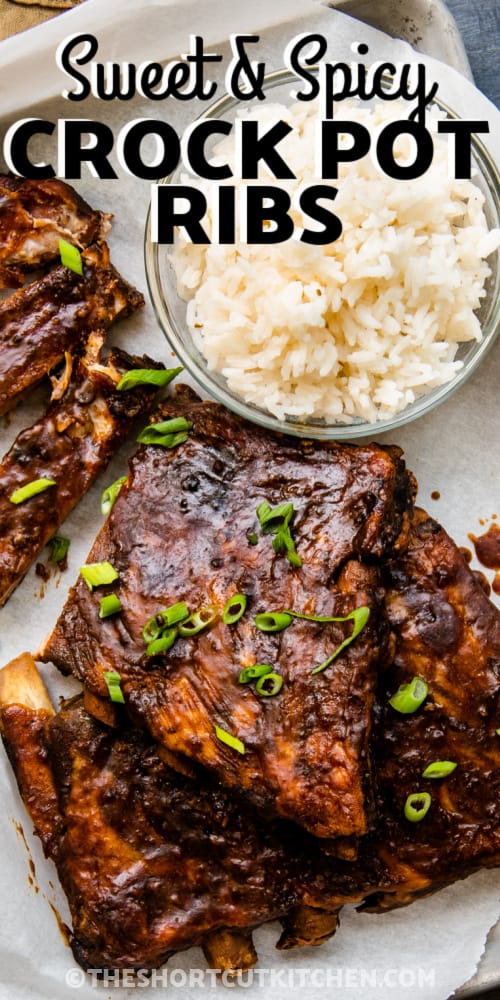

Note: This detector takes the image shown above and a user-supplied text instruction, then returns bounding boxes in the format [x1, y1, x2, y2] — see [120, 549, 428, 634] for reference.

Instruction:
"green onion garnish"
[389, 676, 428, 714]
[103, 670, 125, 704]
[139, 428, 189, 446]
[257, 501, 293, 533]
[9, 478, 56, 504]
[256, 500, 302, 567]
[49, 535, 70, 563]
[137, 416, 192, 449]
[116, 366, 183, 391]
[496, 729, 500, 736]
[146, 417, 191, 435]
[142, 601, 190, 644]
[214, 725, 246, 755]
[162, 603, 188, 627]
[422, 761, 457, 779]
[143, 617, 163, 644]
[239, 664, 273, 684]
[99, 594, 122, 619]
[404, 792, 431, 823]
[59, 238, 83, 275]
[80, 561, 119, 591]
[272, 532, 302, 567]
[254, 612, 292, 633]
[222, 594, 247, 625]
[101, 476, 127, 516]
[146, 628, 178, 656]
[248, 532, 258, 546]
[311, 606, 371, 675]
[255, 672, 283, 697]
[178, 605, 218, 637]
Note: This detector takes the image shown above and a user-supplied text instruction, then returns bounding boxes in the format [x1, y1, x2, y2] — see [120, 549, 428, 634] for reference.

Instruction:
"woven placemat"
[9, 0, 84, 8]
[0, 0, 85, 39]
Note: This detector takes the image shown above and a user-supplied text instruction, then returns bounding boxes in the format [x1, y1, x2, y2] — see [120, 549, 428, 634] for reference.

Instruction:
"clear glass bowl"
[144, 69, 500, 440]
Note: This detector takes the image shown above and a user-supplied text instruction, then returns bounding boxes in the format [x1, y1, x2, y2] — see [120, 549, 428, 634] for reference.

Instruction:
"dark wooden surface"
[445, 0, 499, 107]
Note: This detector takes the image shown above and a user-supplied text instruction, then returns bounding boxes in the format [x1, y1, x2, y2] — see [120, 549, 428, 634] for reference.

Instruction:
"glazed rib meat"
[41, 387, 415, 842]
[364, 509, 500, 906]
[0, 176, 110, 288]
[0, 241, 143, 416]
[1, 512, 499, 973]
[0, 336, 165, 607]
[0, 655, 340, 972]
[302, 510, 500, 914]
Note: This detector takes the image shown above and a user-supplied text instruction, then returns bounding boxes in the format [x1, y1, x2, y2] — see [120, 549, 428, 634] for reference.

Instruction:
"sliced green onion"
[160, 600, 190, 627]
[138, 430, 190, 448]
[255, 672, 283, 697]
[248, 532, 258, 546]
[103, 670, 125, 704]
[214, 724, 246, 755]
[101, 476, 127, 516]
[117, 366, 183, 391]
[254, 612, 292, 633]
[389, 676, 428, 714]
[311, 606, 371, 675]
[9, 478, 56, 504]
[222, 594, 247, 625]
[142, 616, 163, 644]
[98, 594, 122, 619]
[59, 238, 83, 275]
[496, 729, 500, 736]
[255, 500, 302, 567]
[422, 760, 457, 779]
[404, 792, 431, 823]
[143, 417, 192, 435]
[272, 528, 302, 567]
[146, 628, 178, 656]
[178, 605, 218, 637]
[137, 416, 192, 448]
[257, 500, 293, 533]
[80, 561, 119, 591]
[49, 535, 70, 563]
[239, 663, 273, 684]
[142, 601, 189, 644]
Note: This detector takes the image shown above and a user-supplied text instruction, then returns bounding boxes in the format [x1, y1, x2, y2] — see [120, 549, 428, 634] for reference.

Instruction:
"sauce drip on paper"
[469, 524, 500, 570]
[468, 523, 500, 599]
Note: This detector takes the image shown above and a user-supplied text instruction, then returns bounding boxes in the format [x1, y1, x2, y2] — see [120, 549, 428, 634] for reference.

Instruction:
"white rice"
[171, 99, 500, 423]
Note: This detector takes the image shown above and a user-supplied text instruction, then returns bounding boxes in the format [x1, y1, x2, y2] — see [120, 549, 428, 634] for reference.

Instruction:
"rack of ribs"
[3, 505, 500, 974]
[40, 387, 416, 845]
[0, 655, 341, 973]
[0, 241, 143, 416]
[2, 437, 500, 976]
[301, 510, 500, 915]
[363, 509, 500, 906]
[0, 176, 111, 288]
[0, 336, 166, 607]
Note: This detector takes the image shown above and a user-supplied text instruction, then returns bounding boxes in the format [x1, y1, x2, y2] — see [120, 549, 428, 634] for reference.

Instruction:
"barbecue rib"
[0, 242, 143, 416]
[0, 655, 341, 972]
[2, 512, 500, 973]
[0, 176, 110, 288]
[41, 387, 416, 842]
[364, 509, 500, 906]
[300, 510, 500, 914]
[0, 336, 166, 607]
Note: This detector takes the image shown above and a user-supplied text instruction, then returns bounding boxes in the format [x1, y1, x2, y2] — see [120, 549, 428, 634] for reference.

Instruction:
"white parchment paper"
[0, 4, 499, 1000]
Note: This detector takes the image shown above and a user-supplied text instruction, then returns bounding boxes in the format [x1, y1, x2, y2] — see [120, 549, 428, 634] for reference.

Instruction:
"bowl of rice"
[144, 69, 500, 439]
